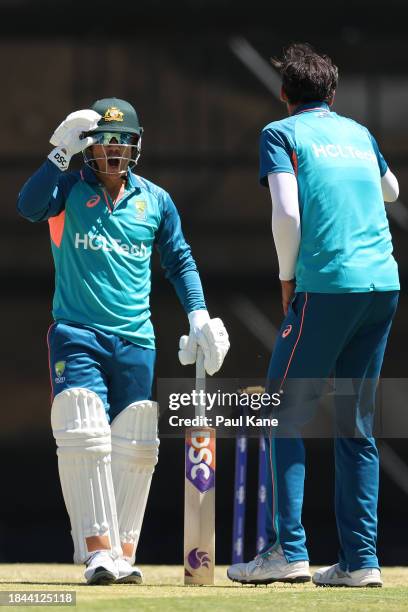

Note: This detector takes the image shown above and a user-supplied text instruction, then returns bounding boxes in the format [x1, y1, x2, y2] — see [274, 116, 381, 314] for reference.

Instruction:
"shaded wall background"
[1, 0, 407, 565]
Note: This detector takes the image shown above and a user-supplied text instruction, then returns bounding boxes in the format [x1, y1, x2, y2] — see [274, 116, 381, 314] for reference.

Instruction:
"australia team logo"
[54, 361, 66, 384]
[103, 106, 124, 122]
[135, 200, 147, 220]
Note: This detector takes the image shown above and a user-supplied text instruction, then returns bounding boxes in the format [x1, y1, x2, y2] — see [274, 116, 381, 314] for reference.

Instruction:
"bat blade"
[184, 426, 216, 585]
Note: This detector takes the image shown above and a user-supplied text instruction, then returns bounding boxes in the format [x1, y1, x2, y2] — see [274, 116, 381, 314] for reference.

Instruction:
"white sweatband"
[268, 172, 301, 281]
[48, 147, 71, 171]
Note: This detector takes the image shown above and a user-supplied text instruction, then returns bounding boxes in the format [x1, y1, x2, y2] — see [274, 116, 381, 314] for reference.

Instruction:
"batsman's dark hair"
[271, 43, 338, 105]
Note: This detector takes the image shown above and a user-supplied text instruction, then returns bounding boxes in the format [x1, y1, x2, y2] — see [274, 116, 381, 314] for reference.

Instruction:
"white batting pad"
[111, 401, 159, 563]
[51, 388, 122, 564]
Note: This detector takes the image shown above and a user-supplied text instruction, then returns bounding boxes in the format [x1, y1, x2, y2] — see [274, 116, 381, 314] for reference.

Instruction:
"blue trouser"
[47, 321, 156, 421]
[263, 291, 398, 571]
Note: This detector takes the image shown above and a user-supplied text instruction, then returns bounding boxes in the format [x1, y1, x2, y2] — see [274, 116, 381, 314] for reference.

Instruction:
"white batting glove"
[48, 109, 101, 171]
[178, 334, 198, 366]
[178, 310, 230, 376]
[178, 310, 208, 367]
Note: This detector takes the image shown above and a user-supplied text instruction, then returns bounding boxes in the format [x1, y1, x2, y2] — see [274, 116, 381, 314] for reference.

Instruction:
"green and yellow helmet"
[91, 97, 143, 136]
[83, 97, 144, 174]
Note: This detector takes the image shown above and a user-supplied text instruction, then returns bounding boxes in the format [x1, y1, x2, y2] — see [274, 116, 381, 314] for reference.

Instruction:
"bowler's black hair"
[271, 43, 338, 104]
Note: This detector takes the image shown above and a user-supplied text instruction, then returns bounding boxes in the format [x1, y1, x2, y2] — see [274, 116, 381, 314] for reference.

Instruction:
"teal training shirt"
[17, 162, 206, 348]
[260, 101, 399, 293]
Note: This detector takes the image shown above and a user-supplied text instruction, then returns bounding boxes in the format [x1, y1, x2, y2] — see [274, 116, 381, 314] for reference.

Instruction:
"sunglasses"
[93, 132, 138, 145]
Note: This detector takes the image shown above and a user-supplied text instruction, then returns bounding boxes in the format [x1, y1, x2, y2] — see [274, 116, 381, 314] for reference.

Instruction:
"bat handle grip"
[196, 346, 206, 381]
[195, 347, 206, 419]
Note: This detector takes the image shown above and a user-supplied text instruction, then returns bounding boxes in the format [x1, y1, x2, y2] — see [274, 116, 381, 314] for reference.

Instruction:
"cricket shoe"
[313, 564, 382, 587]
[115, 558, 143, 584]
[84, 551, 119, 585]
[227, 545, 311, 585]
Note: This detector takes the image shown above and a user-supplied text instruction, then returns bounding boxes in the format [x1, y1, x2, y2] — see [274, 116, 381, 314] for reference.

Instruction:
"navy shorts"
[47, 322, 156, 421]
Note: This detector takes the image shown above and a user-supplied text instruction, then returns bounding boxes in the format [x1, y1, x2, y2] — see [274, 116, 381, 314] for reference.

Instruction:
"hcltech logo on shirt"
[311, 143, 377, 162]
[74, 233, 149, 257]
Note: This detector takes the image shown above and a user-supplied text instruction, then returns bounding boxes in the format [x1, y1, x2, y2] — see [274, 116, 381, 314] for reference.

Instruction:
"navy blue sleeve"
[259, 124, 295, 187]
[155, 191, 206, 314]
[17, 160, 76, 222]
[367, 131, 388, 177]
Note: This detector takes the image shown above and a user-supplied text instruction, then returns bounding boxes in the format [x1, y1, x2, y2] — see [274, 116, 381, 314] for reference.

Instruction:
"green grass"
[1, 565, 407, 611]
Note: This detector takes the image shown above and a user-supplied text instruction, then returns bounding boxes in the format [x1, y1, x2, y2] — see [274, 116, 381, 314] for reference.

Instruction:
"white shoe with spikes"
[227, 545, 311, 585]
[313, 563, 382, 587]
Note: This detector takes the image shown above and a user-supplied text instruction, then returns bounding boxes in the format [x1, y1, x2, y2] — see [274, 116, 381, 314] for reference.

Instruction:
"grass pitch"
[1, 565, 408, 611]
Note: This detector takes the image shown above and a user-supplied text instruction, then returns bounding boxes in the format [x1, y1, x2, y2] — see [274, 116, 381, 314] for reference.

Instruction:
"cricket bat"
[183, 347, 216, 585]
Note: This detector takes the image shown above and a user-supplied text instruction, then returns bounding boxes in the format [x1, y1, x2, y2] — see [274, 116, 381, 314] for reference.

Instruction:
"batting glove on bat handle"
[178, 333, 198, 366]
[178, 309, 209, 367]
[48, 109, 101, 171]
[178, 315, 230, 376]
[196, 318, 230, 376]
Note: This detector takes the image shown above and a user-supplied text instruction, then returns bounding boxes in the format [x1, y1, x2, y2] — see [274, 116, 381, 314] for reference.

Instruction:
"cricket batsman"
[17, 97, 230, 585]
[228, 44, 399, 587]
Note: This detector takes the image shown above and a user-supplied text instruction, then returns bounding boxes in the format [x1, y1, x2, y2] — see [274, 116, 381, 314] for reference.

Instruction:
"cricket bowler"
[17, 97, 230, 585]
[228, 43, 399, 587]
